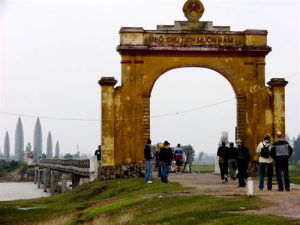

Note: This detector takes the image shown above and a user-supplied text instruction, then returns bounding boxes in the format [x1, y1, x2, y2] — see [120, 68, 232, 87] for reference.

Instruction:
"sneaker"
[286, 188, 290, 192]
[147, 181, 153, 184]
[224, 177, 228, 182]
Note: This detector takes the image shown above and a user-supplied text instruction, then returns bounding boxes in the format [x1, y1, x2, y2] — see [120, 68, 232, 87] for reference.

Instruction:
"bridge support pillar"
[90, 155, 99, 181]
[61, 173, 71, 193]
[50, 171, 59, 194]
[43, 168, 50, 192]
[72, 175, 80, 189]
[37, 169, 42, 188]
[34, 167, 38, 184]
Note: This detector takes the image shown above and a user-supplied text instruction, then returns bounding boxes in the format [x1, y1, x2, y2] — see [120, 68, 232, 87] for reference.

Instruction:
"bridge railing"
[36, 158, 97, 178]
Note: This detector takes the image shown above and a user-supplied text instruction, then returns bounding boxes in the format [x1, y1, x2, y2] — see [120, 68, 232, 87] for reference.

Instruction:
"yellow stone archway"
[99, 0, 287, 166]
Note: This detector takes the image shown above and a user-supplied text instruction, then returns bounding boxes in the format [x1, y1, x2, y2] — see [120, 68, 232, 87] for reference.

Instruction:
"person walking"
[174, 144, 184, 173]
[256, 134, 273, 191]
[226, 142, 237, 180]
[144, 139, 153, 184]
[236, 139, 250, 187]
[159, 141, 174, 183]
[217, 142, 229, 182]
[271, 131, 293, 191]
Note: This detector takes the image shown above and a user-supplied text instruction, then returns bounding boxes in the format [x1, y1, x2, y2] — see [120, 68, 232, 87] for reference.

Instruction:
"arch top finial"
[183, 0, 205, 22]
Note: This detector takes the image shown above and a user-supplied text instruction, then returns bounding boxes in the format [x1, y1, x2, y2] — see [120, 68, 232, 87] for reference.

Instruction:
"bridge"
[33, 156, 99, 194]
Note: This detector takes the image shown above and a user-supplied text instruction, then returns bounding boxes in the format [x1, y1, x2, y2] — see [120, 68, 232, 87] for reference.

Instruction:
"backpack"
[174, 149, 183, 161]
[260, 144, 270, 158]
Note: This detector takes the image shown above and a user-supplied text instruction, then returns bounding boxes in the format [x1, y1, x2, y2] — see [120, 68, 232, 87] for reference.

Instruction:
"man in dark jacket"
[159, 141, 174, 183]
[236, 139, 250, 187]
[94, 145, 101, 162]
[271, 131, 293, 191]
[225, 142, 237, 180]
[144, 139, 153, 183]
[217, 142, 229, 182]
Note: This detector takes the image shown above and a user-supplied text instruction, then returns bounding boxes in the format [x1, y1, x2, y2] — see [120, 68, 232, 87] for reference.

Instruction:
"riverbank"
[0, 165, 34, 182]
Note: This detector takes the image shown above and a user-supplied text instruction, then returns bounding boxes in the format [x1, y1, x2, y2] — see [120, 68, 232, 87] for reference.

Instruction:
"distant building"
[55, 141, 60, 158]
[15, 117, 24, 161]
[33, 117, 43, 161]
[46, 131, 53, 159]
[4, 131, 10, 161]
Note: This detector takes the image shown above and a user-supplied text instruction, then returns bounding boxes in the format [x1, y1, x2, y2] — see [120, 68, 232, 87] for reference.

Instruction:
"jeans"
[275, 157, 290, 190]
[144, 160, 153, 182]
[161, 162, 170, 183]
[259, 162, 273, 190]
[219, 160, 228, 180]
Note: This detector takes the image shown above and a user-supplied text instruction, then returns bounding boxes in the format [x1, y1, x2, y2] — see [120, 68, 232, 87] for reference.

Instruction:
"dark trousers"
[237, 160, 248, 186]
[275, 157, 290, 191]
[259, 163, 273, 190]
[219, 160, 228, 180]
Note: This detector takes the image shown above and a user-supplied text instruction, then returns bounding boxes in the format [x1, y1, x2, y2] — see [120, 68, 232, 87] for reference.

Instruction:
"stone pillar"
[34, 167, 38, 184]
[37, 169, 42, 188]
[89, 155, 99, 181]
[61, 173, 71, 193]
[72, 175, 80, 189]
[267, 78, 288, 138]
[43, 168, 50, 192]
[98, 77, 118, 166]
[50, 171, 58, 194]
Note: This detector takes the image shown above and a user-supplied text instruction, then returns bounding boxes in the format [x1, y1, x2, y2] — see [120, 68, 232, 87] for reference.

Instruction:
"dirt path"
[168, 173, 300, 219]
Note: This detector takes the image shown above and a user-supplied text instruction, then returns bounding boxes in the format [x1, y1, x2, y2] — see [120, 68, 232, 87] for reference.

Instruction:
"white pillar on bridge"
[89, 155, 99, 182]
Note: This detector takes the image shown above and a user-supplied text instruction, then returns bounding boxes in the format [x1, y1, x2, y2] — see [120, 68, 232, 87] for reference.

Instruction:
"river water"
[0, 182, 50, 201]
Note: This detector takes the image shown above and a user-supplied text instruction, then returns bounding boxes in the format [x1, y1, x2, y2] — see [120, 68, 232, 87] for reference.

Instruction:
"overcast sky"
[0, 0, 299, 157]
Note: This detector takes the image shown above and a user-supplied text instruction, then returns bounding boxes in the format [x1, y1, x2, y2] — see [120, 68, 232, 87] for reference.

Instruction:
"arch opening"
[150, 67, 237, 156]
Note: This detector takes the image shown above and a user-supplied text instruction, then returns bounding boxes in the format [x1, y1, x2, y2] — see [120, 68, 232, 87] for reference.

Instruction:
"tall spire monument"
[4, 131, 10, 161]
[33, 117, 43, 161]
[15, 117, 24, 161]
[55, 140, 60, 158]
[46, 131, 53, 159]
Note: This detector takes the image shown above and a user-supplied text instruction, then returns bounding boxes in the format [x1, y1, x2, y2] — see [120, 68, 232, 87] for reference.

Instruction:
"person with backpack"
[174, 144, 184, 173]
[271, 131, 293, 191]
[256, 134, 273, 190]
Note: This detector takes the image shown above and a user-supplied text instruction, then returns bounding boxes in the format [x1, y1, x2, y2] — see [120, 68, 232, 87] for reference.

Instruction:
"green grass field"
[0, 177, 300, 225]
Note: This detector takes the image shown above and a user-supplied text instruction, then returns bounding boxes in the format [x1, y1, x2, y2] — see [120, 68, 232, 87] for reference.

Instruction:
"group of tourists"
[217, 131, 293, 191]
[217, 139, 250, 187]
[144, 139, 194, 184]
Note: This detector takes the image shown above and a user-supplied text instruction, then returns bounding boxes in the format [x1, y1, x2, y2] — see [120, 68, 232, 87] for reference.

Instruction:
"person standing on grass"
[144, 139, 153, 184]
[271, 131, 293, 191]
[256, 134, 273, 191]
[236, 139, 250, 187]
[174, 144, 184, 173]
[159, 141, 174, 183]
